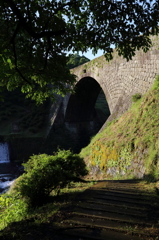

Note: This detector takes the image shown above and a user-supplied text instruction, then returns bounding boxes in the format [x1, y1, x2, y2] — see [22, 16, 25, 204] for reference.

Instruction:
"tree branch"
[10, 21, 20, 44]
[5, 0, 66, 39]
[44, 37, 52, 70]
[12, 39, 31, 85]
[26, 0, 32, 28]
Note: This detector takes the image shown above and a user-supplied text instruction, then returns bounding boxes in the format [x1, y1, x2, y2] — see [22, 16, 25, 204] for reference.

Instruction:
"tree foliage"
[0, 0, 159, 102]
[67, 53, 90, 69]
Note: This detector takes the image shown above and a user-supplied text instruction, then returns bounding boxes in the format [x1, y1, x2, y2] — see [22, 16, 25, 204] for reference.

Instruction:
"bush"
[14, 150, 88, 206]
[132, 93, 142, 102]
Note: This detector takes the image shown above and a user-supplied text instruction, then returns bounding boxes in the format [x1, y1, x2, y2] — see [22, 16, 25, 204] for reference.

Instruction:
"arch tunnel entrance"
[64, 77, 110, 152]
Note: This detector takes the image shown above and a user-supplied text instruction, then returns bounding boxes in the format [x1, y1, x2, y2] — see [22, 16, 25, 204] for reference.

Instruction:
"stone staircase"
[53, 180, 159, 240]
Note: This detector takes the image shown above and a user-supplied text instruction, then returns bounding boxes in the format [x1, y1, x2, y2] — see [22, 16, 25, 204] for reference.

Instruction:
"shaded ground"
[1, 180, 159, 240]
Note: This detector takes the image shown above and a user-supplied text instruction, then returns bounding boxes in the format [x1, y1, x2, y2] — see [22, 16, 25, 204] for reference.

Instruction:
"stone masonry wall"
[71, 35, 159, 123]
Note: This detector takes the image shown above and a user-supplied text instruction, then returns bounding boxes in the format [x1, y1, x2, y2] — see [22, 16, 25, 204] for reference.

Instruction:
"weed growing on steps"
[80, 75, 159, 181]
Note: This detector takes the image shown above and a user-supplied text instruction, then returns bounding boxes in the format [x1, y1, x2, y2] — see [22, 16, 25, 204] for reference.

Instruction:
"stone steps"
[68, 212, 150, 227]
[56, 226, 142, 240]
[75, 202, 147, 218]
[81, 190, 152, 205]
[85, 195, 150, 209]
[94, 189, 155, 201]
[53, 180, 159, 240]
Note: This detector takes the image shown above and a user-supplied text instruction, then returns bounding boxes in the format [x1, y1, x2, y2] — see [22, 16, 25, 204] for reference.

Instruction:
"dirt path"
[53, 180, 159, 240]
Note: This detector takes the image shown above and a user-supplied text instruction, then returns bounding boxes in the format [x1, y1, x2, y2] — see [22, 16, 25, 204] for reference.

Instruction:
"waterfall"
[0, 142, 22, 194]
[0, 142, 12, 193]
[0, 142, 10, 163]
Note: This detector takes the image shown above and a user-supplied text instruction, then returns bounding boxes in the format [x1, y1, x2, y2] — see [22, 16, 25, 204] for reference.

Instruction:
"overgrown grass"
[80, 75, 159, 181]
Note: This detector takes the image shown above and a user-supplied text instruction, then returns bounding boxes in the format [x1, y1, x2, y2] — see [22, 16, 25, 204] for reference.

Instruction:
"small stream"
[0, 143, 22, 194]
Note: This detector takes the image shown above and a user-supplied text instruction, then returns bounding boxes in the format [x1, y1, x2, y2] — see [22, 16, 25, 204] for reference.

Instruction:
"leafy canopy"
[0, 0, 159, 103]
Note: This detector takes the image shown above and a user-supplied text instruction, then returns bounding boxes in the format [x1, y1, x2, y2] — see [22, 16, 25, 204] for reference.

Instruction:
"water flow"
[0, 142, 10, 163]
[0, 142, 12, 193]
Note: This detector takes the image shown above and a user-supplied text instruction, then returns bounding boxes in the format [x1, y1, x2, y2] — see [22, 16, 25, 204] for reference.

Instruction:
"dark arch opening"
[65, 77, 101, 122]
[94, 89, 111, 129]
[64, 77, 110, 152]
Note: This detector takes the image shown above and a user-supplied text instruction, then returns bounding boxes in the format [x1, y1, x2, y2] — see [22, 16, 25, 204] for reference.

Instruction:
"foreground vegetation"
[0, 149, 91, 232]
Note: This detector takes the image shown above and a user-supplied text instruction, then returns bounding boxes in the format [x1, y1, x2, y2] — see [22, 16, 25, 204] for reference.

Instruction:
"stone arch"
[64, 77, 110, 151]
[70, 61, 124, 116]
[65, 76, 110, 123]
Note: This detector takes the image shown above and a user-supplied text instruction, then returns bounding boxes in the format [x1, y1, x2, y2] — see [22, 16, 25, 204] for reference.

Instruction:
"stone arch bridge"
[47, 36, 159, 151]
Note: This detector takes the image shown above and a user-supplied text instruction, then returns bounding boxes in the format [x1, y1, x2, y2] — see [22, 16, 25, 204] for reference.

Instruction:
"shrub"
[14, 150, 88, 206]
[132, 93, 142, 102]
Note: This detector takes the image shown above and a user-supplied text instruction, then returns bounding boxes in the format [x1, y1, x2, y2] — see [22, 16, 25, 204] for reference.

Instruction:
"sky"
[68, 49, 105, 60]
[80, 49, 104, 60]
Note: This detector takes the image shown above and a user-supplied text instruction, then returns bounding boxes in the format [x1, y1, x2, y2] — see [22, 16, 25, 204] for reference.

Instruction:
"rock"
[139, 166, 146, 174]
[0, 178, 6, 182]
[90, 166, 102, 176]
[125, 165, 131, 170]
[106, 167, 119, 177]
[120, 170, 126, 176]
[137, 171, 144, 179]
